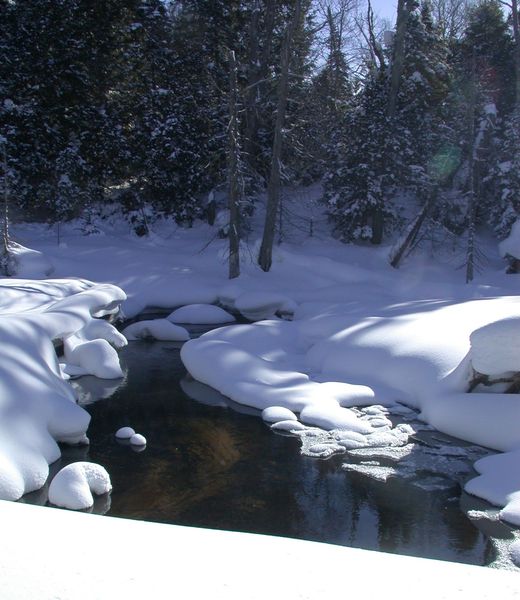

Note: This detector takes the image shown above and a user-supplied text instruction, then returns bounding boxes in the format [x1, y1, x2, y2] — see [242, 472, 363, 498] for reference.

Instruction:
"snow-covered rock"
[465, 450, 520, 527]
[48, 462, 112, 510]
[115, 427, 135, 439]
[130, 433, 147, 446]
[469, 317, 520, 376]
[122, 319, 189, 341]
[167, 304, 235, 325]
[65, 339, 124, 379]
[262, 406, 298, 423]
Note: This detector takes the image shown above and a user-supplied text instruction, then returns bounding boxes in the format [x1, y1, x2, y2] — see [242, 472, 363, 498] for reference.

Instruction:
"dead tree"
[258, 0, 302, 272]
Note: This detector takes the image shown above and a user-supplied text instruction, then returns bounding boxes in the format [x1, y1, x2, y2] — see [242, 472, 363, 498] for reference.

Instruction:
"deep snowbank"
[2, 500, 519, 600]
[0, 279, 126, 501]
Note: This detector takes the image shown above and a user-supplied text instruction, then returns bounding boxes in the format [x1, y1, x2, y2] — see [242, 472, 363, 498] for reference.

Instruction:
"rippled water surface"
[22, 339, 517, 567]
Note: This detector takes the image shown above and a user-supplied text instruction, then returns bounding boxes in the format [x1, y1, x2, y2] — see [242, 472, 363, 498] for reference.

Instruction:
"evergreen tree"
[324, 1, 451, 245]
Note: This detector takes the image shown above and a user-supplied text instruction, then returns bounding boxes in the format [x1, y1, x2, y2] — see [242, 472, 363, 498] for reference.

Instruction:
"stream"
[20, 334, 518, 568]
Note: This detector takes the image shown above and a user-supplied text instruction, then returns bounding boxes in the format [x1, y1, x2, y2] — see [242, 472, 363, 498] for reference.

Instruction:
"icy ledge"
[0, 280, 126, 501]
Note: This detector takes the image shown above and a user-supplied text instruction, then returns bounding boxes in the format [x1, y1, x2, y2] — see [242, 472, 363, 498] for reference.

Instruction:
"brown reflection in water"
[116, 419, 243, 520]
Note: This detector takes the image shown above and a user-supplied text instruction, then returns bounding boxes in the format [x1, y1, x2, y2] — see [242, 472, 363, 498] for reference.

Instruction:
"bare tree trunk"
[387, 0, 410, 119]
[228, 49, 240, 280]
[244, 0, 276, 163]
[466, 51, 477, 284]
[390, 193, 433, 268]
[367, 0, 386, 73]
[258, 0, 302, 272]
[512, 0, 520, 107]
[1, 141, 13, 277]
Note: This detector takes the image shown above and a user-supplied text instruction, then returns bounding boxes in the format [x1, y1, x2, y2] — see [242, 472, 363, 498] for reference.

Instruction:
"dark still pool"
[21, 340, 517, 567]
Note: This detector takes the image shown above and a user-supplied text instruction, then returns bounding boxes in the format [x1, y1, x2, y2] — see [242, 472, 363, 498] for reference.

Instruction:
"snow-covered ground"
[2, 499, 519, 600]
[2, 188, 520, 590]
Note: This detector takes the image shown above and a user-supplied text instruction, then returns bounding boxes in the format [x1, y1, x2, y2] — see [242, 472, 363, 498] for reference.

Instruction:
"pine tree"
[324, 1, 451, 245]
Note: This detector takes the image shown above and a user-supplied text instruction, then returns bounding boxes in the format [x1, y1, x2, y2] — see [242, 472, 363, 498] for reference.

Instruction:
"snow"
[499, 218, 520, 259]
[9, 242, 54, 278]
[48, 462, 112, 510]
[511, 540, 520, 567]
[271, 419, 307, 431]
[122, 318, 189, 341]
[470, 317, 520, 375]
[0, 278, 125, 501]
[234, 291, 297, 320]
[262, 406, 298, 423]
[1, 501, 519, 600]
[4, 187, 520, 582]
[167, 303, 235, 324]
[465, 450, 520, 527]
[115, 426, 135, 439]
[130, 433, 147, 446]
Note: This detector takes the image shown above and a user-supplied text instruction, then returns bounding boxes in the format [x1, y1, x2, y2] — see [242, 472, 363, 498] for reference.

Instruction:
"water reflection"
[20, 340, 515, 566]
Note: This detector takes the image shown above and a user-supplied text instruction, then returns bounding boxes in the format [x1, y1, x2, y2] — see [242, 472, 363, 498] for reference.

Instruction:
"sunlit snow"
[3, 196, 520, 568]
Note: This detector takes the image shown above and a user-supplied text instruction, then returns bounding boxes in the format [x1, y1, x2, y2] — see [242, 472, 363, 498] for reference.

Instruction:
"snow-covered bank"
[6, 202, 520, 560]
[1, 500, 519, 600]
[0, 279, 126, 501]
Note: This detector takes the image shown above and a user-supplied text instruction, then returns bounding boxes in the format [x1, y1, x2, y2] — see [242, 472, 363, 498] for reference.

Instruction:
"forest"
[1, 0, 520, 278]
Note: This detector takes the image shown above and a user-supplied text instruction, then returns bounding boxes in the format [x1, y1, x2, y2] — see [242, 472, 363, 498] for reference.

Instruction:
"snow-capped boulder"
[167, 304, 235, 325]
[48, 462, 112, 510]
[115, 427, 135, 439]
[122, 319, 190, 342]
[469, 317, 520, 376]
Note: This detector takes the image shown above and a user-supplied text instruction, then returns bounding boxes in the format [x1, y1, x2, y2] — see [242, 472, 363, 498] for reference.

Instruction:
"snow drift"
[0, 280, 126, 501]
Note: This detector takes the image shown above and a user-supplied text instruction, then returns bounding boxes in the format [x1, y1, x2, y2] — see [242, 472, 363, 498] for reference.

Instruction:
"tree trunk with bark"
[228, 49, 241, 280]
[258, 0, 302, 272]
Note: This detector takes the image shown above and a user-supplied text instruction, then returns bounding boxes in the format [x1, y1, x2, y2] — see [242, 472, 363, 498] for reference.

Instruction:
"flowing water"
[21, 336, 518, 568]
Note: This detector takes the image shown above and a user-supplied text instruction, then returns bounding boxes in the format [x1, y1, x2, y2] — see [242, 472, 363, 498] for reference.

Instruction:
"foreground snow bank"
[0, 279, 126, 501]
[1, 500, 519, 600]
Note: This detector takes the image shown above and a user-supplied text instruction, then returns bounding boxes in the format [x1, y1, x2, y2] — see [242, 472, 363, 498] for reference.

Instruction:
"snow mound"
[116, 427, 135, 439]
[300, 405, 373, 434]
[262, 406, 298, 423]
[130, 433, 147, 446]
[65, 339, 124, 379]
[122, 319, 189, 341]
[0, 280, 125, 501]
[271, 420, 307, 432]
[470, 317, 520, 376]
[48, 462, 112, 510]
[465, 450, 520, 527]
[234, 292, 297, 321]
[167, 304, 235, 325]
[9, 242, 54, 278]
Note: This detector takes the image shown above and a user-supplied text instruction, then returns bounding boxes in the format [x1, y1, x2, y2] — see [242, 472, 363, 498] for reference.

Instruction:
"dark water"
[21, 339, 516, 566]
